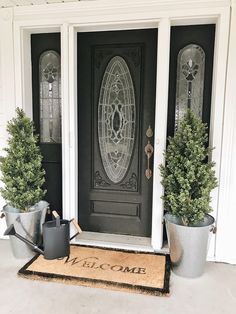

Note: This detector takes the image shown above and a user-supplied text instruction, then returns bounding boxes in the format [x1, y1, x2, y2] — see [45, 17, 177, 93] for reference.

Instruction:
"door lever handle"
[145, 141, 154, 180]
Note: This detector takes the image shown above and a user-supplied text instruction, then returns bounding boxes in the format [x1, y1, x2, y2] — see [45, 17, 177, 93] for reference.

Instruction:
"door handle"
[145, 140, 154, 180]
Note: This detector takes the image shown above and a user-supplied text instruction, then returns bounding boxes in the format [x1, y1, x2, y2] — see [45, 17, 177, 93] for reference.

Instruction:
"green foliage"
[0, 108, 46, 212]
[160, 110, 217, 226]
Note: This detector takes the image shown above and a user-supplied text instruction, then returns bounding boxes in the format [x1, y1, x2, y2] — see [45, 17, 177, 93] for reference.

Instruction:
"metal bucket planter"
[165, 213, 215, 278]
[2, 201, 49, 259]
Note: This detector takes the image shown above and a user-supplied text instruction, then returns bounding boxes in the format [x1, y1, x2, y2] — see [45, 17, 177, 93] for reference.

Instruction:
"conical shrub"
[160, 110, 217, 226]
[0, 108, 46, 212]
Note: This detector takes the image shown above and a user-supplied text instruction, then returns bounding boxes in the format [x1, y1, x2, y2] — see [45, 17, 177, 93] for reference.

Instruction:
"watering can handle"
[69, 219, 82, 241]
[52, 210, 60, 218]
[71, 218, 82, 234]
[52, 210, 61, 228]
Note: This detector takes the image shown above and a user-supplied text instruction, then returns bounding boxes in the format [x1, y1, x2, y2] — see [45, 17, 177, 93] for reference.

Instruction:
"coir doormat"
[18, 245, 170, 296]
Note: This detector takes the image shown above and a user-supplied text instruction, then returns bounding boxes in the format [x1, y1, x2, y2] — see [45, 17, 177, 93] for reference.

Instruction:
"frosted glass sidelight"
[98, 56, 136, 183]
[175, 44, 205, 129]
[39, 50, 61, 143]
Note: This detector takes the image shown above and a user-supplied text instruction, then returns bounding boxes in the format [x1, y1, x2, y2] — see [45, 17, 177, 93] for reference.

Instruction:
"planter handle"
[210, 225, 217, 234]
[0, 212, 5, 219]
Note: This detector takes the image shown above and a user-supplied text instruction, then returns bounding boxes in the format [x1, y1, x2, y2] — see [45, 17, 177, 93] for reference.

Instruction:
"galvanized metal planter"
[2, 201, 49, 259]
[165, 213, 215, 278]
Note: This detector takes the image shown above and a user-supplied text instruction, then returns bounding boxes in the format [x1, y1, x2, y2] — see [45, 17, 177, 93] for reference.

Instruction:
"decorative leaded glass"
[175, 44, 205, 129]
[39, 50, 61, 143]
[98, 56, 135, 183]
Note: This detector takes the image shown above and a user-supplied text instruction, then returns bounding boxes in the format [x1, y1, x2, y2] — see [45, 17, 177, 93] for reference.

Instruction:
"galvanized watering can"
[4, 211, 82, 260]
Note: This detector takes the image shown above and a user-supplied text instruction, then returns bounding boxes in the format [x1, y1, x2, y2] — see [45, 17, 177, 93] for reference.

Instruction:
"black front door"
[78, 29, 157, 236]
[31, 33, 62, 217]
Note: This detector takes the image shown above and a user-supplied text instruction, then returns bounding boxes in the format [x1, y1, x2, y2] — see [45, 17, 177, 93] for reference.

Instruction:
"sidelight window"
[175, 44, 205, 129]
[39, 50, 61, 143]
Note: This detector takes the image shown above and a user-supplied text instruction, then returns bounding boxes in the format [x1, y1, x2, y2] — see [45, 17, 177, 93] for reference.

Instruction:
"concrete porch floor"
[0, 240, 236, 314]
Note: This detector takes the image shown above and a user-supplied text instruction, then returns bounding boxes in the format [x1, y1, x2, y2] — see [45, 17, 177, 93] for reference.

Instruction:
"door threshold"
[72, 231, 169, 254]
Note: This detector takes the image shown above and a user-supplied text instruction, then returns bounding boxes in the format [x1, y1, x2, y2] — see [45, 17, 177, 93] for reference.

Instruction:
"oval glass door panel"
[98, 56, 136, 183]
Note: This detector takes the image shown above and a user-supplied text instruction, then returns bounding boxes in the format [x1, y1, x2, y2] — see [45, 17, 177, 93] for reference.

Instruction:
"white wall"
[0, 8, 16, 236]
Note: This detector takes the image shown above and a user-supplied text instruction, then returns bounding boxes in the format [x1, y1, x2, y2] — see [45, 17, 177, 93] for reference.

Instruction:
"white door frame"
[215, 0, 236, 264]
[0, 8, 15, 238]
[12, 0, 230, 256]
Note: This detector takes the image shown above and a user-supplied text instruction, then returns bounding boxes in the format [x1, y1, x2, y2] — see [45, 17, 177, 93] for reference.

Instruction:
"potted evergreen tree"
[160, 110, 218, 278]
[0, 108, 48, 259]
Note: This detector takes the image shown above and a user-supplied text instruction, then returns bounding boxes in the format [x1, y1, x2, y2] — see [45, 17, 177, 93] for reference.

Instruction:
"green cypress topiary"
[0, 108, 46, 212]
[160, 109, 218, 226]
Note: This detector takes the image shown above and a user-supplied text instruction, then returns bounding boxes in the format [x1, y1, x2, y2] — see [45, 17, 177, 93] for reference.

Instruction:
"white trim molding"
[0, 8, 16, 238]
[151, 18, 171, 250]
[207, 7, 230, 259]
[215, 0, 236, 264]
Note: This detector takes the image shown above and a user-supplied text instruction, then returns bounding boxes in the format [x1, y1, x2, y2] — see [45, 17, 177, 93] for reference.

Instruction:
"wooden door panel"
[78, 29, 157, 236]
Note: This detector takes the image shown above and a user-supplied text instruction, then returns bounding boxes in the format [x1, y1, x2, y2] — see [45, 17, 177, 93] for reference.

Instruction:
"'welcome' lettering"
[64, 256, 146, 275]
[123, 267, 146, 274]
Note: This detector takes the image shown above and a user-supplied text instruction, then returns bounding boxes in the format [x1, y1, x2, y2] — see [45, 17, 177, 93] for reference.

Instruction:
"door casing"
[12, 1, 230, 256]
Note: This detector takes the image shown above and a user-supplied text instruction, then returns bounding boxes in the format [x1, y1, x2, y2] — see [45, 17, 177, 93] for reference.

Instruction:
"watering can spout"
[4, 214, 83, 260]
[4, 224, 44, 256]
[4, 224, 16, 236]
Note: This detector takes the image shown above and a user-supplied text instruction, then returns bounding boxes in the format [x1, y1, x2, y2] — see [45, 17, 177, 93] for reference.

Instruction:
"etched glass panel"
[98, 56, 135, 183]
[39, 50, 61, 143]
[175, 44, 205, 129]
